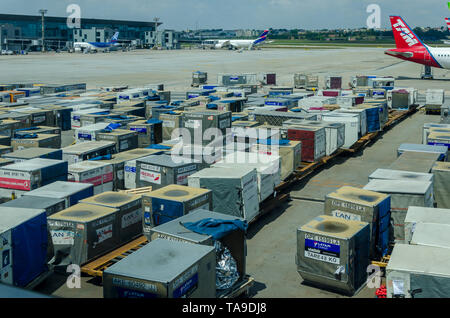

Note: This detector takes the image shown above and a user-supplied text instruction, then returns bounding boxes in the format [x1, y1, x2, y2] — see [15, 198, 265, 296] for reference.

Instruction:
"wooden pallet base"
[81, 235, 149, 278]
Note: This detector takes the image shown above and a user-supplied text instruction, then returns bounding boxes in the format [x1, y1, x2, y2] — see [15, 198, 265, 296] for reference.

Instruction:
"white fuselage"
[429, 46, 450, 69]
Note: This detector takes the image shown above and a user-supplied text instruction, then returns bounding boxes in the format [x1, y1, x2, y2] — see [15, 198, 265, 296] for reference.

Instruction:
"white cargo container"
[75, 123, 110, 143]
[410, 223, 450, 250]
[62, 141, 116, 165]
[68, 161, 114, 195]
[322, 113, 359, 149]
[336, 108, 367, 137]
[386, 244, 450, 298]
[422, 123, 450, 144]
[71, 108, 102, 129]
[404, 206, 450, 244]
[425, 89, 445, 106]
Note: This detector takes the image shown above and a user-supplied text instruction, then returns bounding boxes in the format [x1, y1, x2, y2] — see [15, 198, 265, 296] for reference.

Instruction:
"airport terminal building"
[0, 13, 165, 51]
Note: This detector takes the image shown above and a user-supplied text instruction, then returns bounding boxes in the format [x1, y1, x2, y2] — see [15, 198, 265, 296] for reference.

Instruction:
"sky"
[1, 0, 449, 30]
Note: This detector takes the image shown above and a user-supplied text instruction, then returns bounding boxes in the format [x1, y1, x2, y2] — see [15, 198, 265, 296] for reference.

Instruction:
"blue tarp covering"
[207, 104, 218, 109]
[145, 119, 163, 125]
[146, 144, 171, 150]
[164, 111, 178, 115]
[14, 127, 40, 132]
[89, 154, 113, 161]
[12, 212, 47, 287]
[181, 218, 248, 240]
[257, 139, 290, 146]
[14, 133, 38, 139]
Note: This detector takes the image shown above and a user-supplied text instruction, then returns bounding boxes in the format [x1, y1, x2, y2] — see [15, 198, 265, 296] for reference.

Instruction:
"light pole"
[39, 9, 47, 52]
[153, 17, 160, 47]
[0, 25, 3, 51]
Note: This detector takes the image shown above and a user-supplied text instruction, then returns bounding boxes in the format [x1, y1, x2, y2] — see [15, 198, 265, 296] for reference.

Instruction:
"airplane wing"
[220, 40, 231, 48]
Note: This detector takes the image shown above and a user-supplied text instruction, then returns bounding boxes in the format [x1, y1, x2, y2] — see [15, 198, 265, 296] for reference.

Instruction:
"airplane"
[385, 16, 450, 79]
[73, 32, 120, 53]
[202, 30, 273, 50]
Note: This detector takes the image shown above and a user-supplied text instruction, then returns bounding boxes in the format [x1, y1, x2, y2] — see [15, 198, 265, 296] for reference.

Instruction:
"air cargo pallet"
[218, 275, 255, 298]
[81, 235, 149, 279]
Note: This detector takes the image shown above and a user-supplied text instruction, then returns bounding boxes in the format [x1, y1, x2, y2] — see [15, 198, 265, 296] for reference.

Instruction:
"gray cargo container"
[136, 154, 200, 190]
[388, 151, 440, 173]
[48, 203, 120, 266]
[80, 192, 142, 244]
[431, 161, 450, 208]
[404, 206, 450, 244]
[103, 239, 216, 298]
[296, 215, 370, 295]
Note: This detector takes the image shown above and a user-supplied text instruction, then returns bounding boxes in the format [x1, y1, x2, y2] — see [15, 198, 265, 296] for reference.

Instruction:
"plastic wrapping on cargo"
[215, 240, 240, 290]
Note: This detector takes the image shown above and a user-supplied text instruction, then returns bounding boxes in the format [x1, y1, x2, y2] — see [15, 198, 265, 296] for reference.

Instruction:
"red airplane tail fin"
[389, 16, 424, 49]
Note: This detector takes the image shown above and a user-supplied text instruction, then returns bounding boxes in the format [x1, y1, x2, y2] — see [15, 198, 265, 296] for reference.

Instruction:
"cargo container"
[0, 112, 32, 128]
[386, 244, 450, 298]
[0, 135, 11, 146]
[387, 89, 411, 109]
[389, 151, 440, 174]
[249, 110, 317, 126]
[14, 126, 61, 137]
[431, 161, 450, 208]
[0, 158, 13, 167]
[284, 120, 345, 156]
[218, 73, 258, 86]
[150, 209, 246, 291]
[24, 181, 93, 209]
[188, 166, 259, 223]
[62, 141, 116, 164]
[363, 180, 434, 244]
[103, 239, 216, 298]
[251, 139, 301, 181]
[183, 111, 232, 146]
[39, 83, 86, 94]
[2, 147, 62, 163]
[324, 186, 391, 258]
[127, 119, 162, 148]
[0, 207, 48, 287]
[71, 108, 102, 129]
[325, 76, 342, 89]
[192, 71, 208, 87]
[0, 145, 12, 156]
[422, 123, 450, 144]
[142, 184, 212, 231]
[0, 158, 68, 193]
[1, 196, 65, 216]
[81, 192, 143, 244]
[48, 203, 119, 266]
[410, 223, 450, 251]
[123, 149, 165, 189]
[336, 109, 367, 137]
[427, 132, 450, 149]
[103, 114, 143, 126]
[11, 108, 54, 127]
[68, 161, 114, 195]
[136, 154, 200, 190]
[37, 105, 72, 131]
[0, 119, 21, 137]
[79, 110, 113, 127]
[11, 134, 61, 151]
[96, 129, 138, 153]
[298, 96, 337, 109]
[213, 151, 280, 202]
[112, 106, 145, 118]
[75, 123, 110, 143]
[425, 89, 445, 106]
[296, 215, 370, 295]
[404, 206, 450, 244]
[294, 73, 308, 88]
[369, 168, 434, 184]
[287, 126, 326, 162]
[397, 143, 447, 161]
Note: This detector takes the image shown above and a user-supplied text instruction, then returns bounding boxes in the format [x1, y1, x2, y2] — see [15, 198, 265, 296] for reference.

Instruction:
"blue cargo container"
[264, 98, 290, 107]
[0, 207, 48, 287]
[365, 107, 381, 133]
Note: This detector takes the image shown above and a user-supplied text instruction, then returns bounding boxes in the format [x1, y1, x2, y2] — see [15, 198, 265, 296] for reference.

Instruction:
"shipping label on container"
[185, 120, 201, 129]
[77, 133, 92, 141]
[122, 210, 142, 229]
[219, 118, 231, 129]
[178, 165, 197, 174]
[163, 120, 175, 128]
[116, 287, 157, 298]
[330, 199, 366, 213]
[0, 170, 32, 190]
[331, 210, 362, 222]
[130, 127, 147, 134]
[96, 224, 113, 244]
[0, 231, 12, 284]
[112, 277, 158, 294]
[304, 234, 340, 265]
[51, 230, 75, 245]
[140, 164, 160, 172]
[140, 170, 162, 184]
[33, 115, 46, 124]
[187, 194, 210, 209]
[176, 171, 196, 185]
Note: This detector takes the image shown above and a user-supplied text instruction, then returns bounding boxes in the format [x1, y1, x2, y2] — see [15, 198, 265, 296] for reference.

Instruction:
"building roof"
[0, 13, 162, 27]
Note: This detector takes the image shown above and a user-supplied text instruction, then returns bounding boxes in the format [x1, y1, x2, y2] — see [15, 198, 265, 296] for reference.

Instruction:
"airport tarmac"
[1, 47, 449, 91]
[12, 47, 446, 298]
